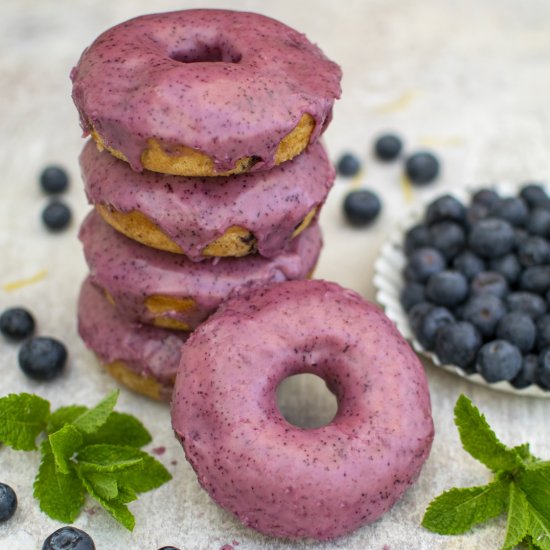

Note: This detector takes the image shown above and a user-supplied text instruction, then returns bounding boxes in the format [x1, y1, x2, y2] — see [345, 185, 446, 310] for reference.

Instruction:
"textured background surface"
[1, 1, 550, 548]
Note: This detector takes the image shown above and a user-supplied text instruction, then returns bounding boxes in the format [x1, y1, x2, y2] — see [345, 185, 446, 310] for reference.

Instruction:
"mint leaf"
[47, 405, 88, 434]
[117, 454, 172, 494]
[454, 394, 523, 473]
[34, 441, 85, 522]
[116, 485, 138, 504]
[0, 393, 50, 450]
[528, 507, 550, 550]
[77, 444, 145, 473]
[83, 412, 151, 448]
[73, 390, 119, 434]
[81, 471, 119, 500]
[422, 479, 509, 534]
[49, 425, 83, 474]
[503, 483, 530, 549]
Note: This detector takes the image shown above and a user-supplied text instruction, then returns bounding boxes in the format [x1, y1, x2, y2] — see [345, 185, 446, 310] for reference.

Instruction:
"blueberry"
[466, 203, 489, 227]
[404, 247, 446, 283]
[426, 270, 468, 307]
[429, 221, 466, 260]
[0, 307, 35, 340]
[42, 526, 95, 550]
[520, 183, 548, 208]
[536, 348, 550, 389]
[519, 266, 550, 295]
[407, 302, 435, 336]
[461, 294, 506, 339]
[488, 197, 529, 227]
[470, 271, 509, 299]
[18, 337, 67, 381]
[517, 236, 550, 267]
[343, 190, 381, 227]
[536, 315, 550, 350]
[540, 198, 550, 212]
[0, 483, 17, 522]
[468, 218, 515, 259]
[400, 282, 426, 311]
[514, 227, 530, 248]
[476, 340, 522, 382]
[40, 165, 69, 194]
[336, 153, 361, 177]
[511, 354, 539, 389]
[506, 291, 546, 319]
[472, 188, 500, 209]
[404, 224, 431, 256]
[489, 254, 521, 285]
[42, 200, 72, 231]
[496, 312, 536, 354]
[374, 134, 402, 161]
[158, 547, 181, 550]
[405, 151, 440, 185]
[435, 321, 481, 369]
[526, 208, 550, 237]
[452, 251, 486, 280]
[416, 307, 455, 349]
[425, 195, 466, 227]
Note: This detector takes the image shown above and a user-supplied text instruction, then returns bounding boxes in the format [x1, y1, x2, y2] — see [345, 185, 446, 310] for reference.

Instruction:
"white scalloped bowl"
[374, 182, 550, 398]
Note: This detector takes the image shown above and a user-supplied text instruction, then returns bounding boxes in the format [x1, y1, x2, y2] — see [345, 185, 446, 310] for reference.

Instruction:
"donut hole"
[170, 40, 242, 64]
[276, 373, 338, 429]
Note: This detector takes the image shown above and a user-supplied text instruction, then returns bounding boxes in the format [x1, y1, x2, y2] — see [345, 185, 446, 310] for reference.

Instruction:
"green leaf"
[73, 390, 119, 434]
[47, 405, 88, 434]
[518, 463, 550, 550]
[422, 479, 509, 535]
[33, 441, 85, 523]
[77, 444, 145, 473]
[49, 425, 83, 474]
[454, 394, 523, 473]
[80, 471, 119, 500]
[117, 454, 172, 494]
[528, 507, 550, 550]
[503, 483, 530, 549]
[0, 393, 50, 450]
[83, 412, 151, 448]
[116, 485, 138, 504]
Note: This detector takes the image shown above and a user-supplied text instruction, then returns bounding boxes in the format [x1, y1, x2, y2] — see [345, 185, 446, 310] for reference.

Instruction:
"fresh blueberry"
[374, 134, 403, 161]
[40, 165, 69, 194]
[496, 312, 536, 354]
[461, 294, 506, 339]
[405, 151, 440, 185]
[526, 208, 550, 237]
[426, 270, 468, 307]
[158, 547, 181, 550]
[404, 247, 446, 283]
[536, 315, 550, 350]
[343, 189, 381, 227]
[546, 288, 550, 307]
[42, 200, 72, 231]
[488, 197, 528, 227]
[0, 483, 17, 522]
[0, 307, 35, 340]
[476, 340, 522, 383]
[429, 221, 466, 260]
[435, 321, 481, 370]
[407, 302, 435, 336]
[404, 223, 431, 256]
[18, 337, 67, 381]
[506, 291, 547, 319]
[511, 354, 539, 389]
[466, 203, 489, 227]
[517, 236, 550, 267]
[489, 254, 521, 285]
[520, 183, 548, 208]
[514, 227, 530, 248]
[425, 195, 466, 226]
[416, 307, 455, 349]
[472, 188, 500, 209]
[519, 266, 550, 295]
[42, 526, 95, 550]
[400, 282, 426, 311]
[468, 218, 515, 259]
[540, 198, 550, 212]
[470, 271, 509, 299]
[536, 348, 550, 389]
[336, 153, 361, 177]
[452, 251, 486, 280]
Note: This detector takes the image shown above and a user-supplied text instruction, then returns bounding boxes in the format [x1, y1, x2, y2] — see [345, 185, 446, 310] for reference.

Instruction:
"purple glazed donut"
[171, 280, 434, 540]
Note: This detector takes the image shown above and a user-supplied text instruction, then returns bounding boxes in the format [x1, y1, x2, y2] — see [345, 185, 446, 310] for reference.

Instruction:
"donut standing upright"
[71, 9, 342, 400]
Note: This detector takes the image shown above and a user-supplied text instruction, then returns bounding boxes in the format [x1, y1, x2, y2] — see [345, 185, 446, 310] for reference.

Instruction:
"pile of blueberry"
[401, 184, 550, 390]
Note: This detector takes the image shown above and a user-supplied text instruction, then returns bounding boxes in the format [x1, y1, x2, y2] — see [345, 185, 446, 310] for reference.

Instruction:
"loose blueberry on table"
[336, 152, 361, 177]
[42, 200, 72, 231]
[42, 526, 95, 550]
[342, 189, 381, 226]
[373, 133, 403, 161]
[0, 307, 35, 340]
[40, 165, 69, 194]
[404, 151, 440, 185]
[400, 183, 550, 389]
[18, 336, 67, 381]
[0, 482, 17, 522]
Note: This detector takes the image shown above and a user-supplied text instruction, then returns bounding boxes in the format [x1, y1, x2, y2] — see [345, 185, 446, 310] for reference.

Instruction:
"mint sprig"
[0, 391, 171, 530]
[422, 394, 550, 550]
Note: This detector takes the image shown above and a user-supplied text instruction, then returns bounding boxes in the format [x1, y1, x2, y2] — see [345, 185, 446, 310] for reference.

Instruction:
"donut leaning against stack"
[71, 9, 341, 399]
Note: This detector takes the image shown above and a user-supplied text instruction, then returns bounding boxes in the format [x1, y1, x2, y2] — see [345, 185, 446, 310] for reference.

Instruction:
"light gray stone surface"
[1, 1, 549, 548]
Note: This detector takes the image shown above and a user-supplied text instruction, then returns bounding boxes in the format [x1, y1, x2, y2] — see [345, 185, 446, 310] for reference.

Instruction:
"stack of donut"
[71, 9, 342, 400]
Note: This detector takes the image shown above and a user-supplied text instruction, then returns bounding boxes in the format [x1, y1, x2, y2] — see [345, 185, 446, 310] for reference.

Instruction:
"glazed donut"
[171, 280, 434, 540]
[71, 9, 342, 176]
[80, 139, 333, 260]
[78, 277, 187, 400]
[79, 210, 322, 331]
